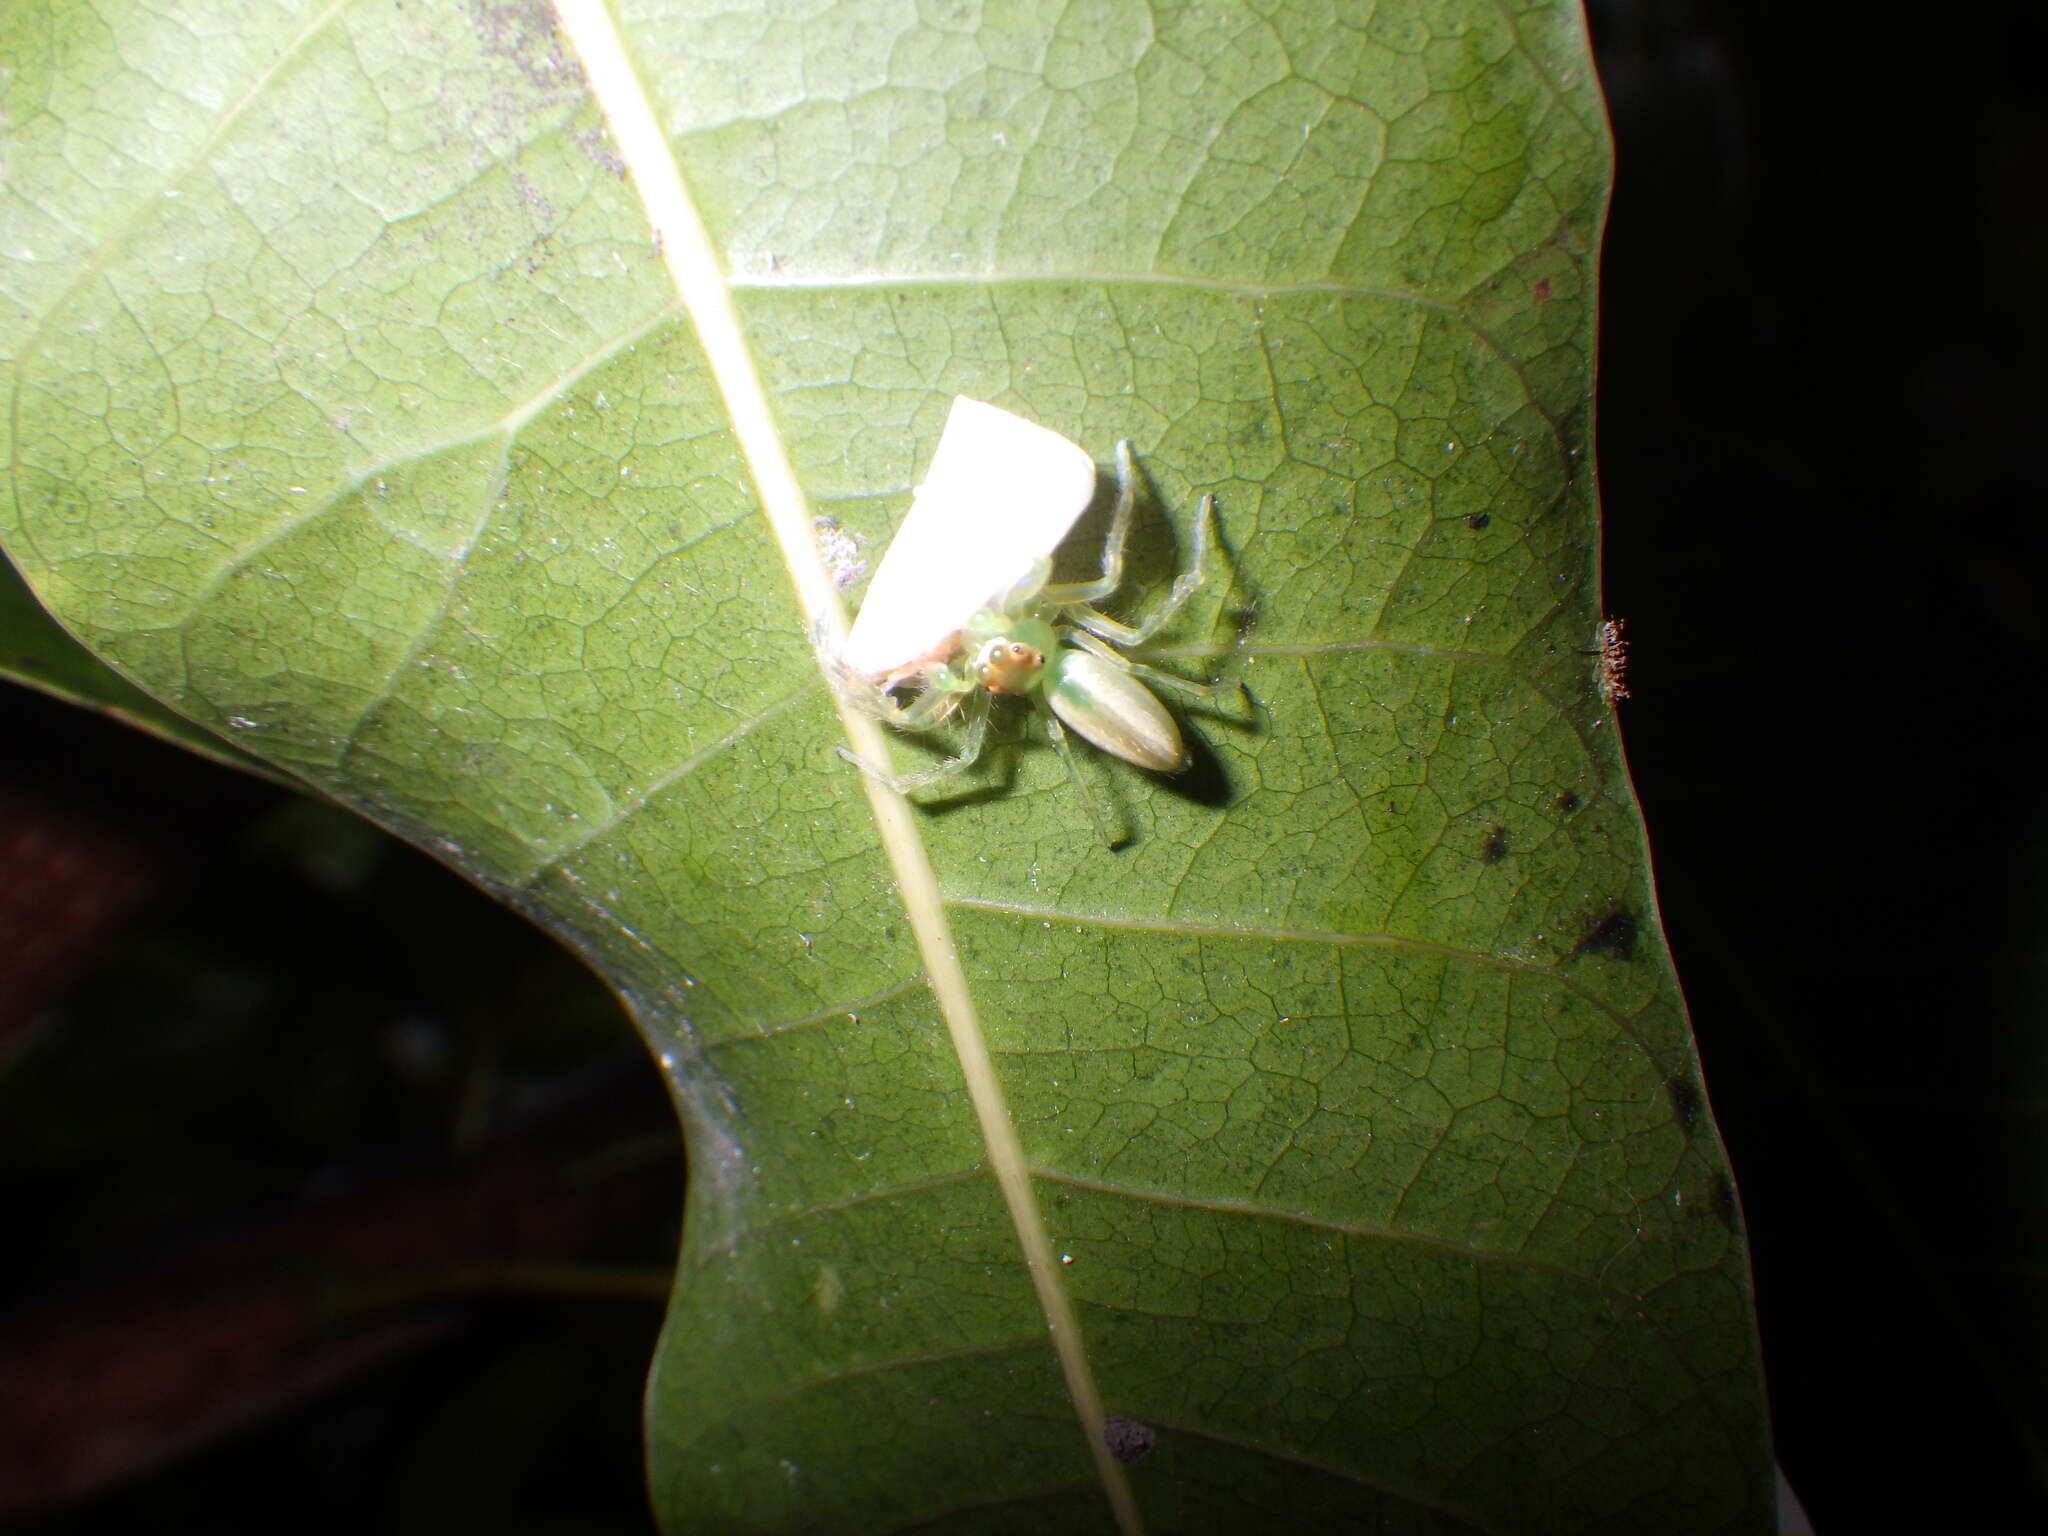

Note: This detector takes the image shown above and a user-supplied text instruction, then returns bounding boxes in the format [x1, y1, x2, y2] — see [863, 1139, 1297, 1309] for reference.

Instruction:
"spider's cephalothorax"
[971, 636, 1046, 696]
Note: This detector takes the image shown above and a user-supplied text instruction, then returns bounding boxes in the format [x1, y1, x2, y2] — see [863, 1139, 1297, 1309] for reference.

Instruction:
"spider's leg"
[833, 649, 976, 725]
[1066, 492, 1217, 647]
[984, 556, 1054, 619]
[1044, 707, 1120, 849]
[891, 680, 970, 729]
[838, 689, 993, 793]
[1039, 439, 1139, 607]
[1063, 602, 1241, 702]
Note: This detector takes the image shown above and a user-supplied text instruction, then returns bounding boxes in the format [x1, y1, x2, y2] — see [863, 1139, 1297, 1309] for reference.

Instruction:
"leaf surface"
[0, 0, 1770, 1530]
[1, 548, 279, 776]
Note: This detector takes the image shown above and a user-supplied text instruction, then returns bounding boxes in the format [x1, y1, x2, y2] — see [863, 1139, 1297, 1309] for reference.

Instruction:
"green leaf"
[0, 1, 1770, 1531]
[1, 545, 283, 777]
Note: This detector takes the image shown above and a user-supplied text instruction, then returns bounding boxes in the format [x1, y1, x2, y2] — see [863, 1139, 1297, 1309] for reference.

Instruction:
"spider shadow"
[1155, 675, 1268, 812]
[1052, 452, 1189, 613]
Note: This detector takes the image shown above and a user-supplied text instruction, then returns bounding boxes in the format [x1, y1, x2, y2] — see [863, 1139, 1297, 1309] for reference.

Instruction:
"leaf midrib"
[547, 2, 1142, 1529]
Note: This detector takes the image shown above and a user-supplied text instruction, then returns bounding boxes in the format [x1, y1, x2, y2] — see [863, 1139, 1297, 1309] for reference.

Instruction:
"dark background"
[1594, 0, 2048, 1526]
[4, 2, 2045, 1529]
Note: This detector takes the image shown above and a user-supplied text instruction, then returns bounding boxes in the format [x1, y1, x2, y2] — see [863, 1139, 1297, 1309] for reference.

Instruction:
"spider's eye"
[976, 636, 1046, 695]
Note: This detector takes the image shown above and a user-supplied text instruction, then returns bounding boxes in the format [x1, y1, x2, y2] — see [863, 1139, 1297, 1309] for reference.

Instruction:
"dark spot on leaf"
[1481, 825, 1510, 864]
[1573, 907, 1638, 962]
[1533, 277, 1554, 303]
[1666, 1073, 1702, 1132]
[1466, 511, 1491, 530]
[1103, 1415, 1156, 1465]
[1554, 790, 1582, 815]
[1710, 1174, 1741, 1233]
